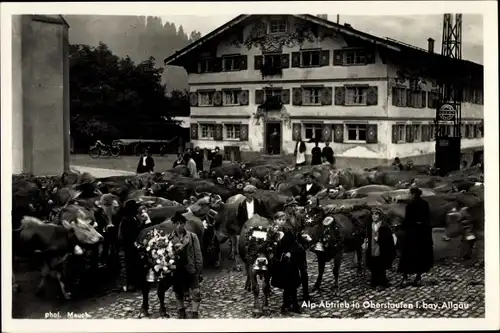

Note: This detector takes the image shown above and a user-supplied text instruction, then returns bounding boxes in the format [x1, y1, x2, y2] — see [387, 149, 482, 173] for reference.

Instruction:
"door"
[265, 122, 281, 155]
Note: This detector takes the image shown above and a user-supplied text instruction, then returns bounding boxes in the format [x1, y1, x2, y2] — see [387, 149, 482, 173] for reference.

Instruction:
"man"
[392, 157, 404, 171]
[170, 211, 203, 319]
[269, 128, 280, 154]
[210, 146, 223, 170]
[136, 149, 155, 174]
[237, 185, 265, 225]
[397, 186, 433, 287]
[297, 173, 322, 206]
[322, 142, 335, 165]
[184, 153, 199, 178]
[310, 140, 322, 166]
[172, 153, 185, 168]
[193, 147, 204, 172]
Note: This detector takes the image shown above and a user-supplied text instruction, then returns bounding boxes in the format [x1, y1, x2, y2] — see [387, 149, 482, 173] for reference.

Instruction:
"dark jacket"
[311, 147, 322, 165]
[193, 151, 204, 171]
[173, 159, 184, 168]
[171, 230, 203, 276]
[118, 216, 144, 247]
[365, 219, 396, 270]
[210, 153, 223, 170]
[392, 161, 404, 171]
[236, 199, 266, 229]
[137, 156, 155, 173]
[298, 182, 322, 206]
[322, 146, 334, 164]
[271, 229, 301, 290]
[397, 197, 434, 274]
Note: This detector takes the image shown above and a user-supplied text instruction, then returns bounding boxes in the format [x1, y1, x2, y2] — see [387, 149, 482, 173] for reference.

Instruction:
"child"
[364, 207, 396, 290]
[272, 211, 287, 231]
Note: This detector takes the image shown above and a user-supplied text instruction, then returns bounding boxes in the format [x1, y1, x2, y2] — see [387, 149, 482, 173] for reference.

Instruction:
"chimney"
[427, 38, 435, 53]
[317, 14, 328, 20]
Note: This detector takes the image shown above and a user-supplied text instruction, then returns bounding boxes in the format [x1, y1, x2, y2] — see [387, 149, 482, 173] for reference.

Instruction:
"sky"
[161, 14, 483, 64]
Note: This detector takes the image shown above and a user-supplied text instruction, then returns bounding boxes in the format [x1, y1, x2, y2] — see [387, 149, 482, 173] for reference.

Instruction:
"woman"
[173, 153, 185, 168]
[310, 140, 322, 166]
[294, 140, 307, 167]
[210, 147, 223, 170]
[364, 207, 396, 290]
[271, 219, 302, 314]
[397, 186, 433, 287]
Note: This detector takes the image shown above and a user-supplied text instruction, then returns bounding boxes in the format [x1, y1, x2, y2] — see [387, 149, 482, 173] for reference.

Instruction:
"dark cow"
[14, 216, 103, 299]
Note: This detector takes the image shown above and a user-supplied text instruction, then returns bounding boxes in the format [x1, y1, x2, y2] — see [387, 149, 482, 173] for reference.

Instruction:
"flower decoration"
[244, 225, 280, 264]
[136, 228, 179, 281]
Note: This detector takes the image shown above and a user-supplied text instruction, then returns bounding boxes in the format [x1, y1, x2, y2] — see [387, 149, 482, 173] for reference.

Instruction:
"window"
[223, 55, 239, 71]
[393, 87, 407, 107]
[395, 124, 406, 142]
[412, 124, 422, 141]
[200, 124, 215, 139]
[428, 91, 439, 109]
[301, 50, 320, 67]
[346, 86, 368, 105]
[224, 124, 241, 140]
[344, 49, 366, 65]
[198, 91, 214, 106]
[346, 124, 367, 142]
[269, 19, 287, 33]
[264, 54, 281, 68]
[409, 91, 424, 108]
[223, 90, 240, 105]
[198, 58, 213, 73]
[302, 87, 322, 105]
[472, 89, 483, 105]
[265, 88, 282, 103]
[303, 123, 323, 141]
[429, 124, 435, 140]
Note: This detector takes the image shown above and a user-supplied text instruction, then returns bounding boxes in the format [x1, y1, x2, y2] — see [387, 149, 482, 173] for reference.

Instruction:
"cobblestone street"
[14, 248, 484, 319]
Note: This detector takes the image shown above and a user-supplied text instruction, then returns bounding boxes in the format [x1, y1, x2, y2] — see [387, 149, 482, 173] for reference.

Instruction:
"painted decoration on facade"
[239, 124, 249, 141]
[190, 123, 198, 140]
[292, 123, 302, 141]
[214, 124, 223, 141]
[239, 90, 249, 105]
[230, 19, 330, 53]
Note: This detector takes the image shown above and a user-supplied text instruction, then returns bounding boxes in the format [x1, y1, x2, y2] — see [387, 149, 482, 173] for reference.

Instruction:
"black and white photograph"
[1, 1, 498, 332]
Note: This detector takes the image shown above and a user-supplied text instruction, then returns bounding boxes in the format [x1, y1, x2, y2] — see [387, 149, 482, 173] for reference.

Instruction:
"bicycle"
[89, 140, 121, 158]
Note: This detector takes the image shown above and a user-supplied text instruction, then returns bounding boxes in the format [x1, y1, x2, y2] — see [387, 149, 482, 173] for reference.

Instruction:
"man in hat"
[397, 186, 433, 287]
[237, 185, 265, 226]
[364, 207, 396, 290]
[210, 146, 223, 171]
[118, 200, 149, 292]
[137, 149, 155, 174]
[170, 211, 203, 319]
[297, 173, 322, 206]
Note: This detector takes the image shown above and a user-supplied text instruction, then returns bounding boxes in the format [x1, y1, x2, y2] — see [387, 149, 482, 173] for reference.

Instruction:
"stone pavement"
[71, 165, 135, 178]
[30, 253, 484, 319]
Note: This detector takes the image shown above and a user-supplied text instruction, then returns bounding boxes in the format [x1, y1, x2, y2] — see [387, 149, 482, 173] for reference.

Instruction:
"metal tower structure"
[435, 13, 463, 175]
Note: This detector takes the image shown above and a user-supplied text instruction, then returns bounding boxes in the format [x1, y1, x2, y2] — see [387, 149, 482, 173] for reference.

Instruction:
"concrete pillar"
[12, 15, 70, 176]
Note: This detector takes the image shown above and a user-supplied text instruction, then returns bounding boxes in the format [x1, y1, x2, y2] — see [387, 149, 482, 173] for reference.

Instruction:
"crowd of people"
[294, 139, 336, 167]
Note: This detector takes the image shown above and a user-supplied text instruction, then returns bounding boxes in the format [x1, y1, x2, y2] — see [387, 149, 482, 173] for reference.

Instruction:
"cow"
[13, 216, 103, 300]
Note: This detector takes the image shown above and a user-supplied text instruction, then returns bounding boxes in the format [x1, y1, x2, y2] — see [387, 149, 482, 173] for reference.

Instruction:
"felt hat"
[243, 184, 257, 193]
[172, 211, 187, 224]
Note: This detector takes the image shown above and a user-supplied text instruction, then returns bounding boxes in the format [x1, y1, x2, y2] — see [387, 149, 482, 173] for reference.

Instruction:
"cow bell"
[253, 257, 268, 271]
[146, 269, 155, 283]
[73, 245, 84, 256]
[314, 242, 325, 252]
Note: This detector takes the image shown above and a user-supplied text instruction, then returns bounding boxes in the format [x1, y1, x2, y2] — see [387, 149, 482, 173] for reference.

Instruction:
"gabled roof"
[164, 14, 482, 72]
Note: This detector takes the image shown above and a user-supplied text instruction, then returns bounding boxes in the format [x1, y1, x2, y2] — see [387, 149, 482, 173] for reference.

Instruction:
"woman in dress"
[294, 140, 307, 167]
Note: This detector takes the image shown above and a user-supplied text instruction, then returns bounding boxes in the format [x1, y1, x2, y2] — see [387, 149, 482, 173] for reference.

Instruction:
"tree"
[70, 42, 181, 144]
[189, 30, 202, 42]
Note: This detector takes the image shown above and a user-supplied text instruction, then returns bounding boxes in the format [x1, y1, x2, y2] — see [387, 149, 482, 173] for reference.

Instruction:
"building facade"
[165, 14, 483, 168]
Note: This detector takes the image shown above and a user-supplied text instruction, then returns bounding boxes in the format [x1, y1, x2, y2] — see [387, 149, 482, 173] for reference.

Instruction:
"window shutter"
[392, 125, 398, 143]
[333, 50, 344, 65]
[365, 51, 376, 64]
[190, 123, 199, 140]
[422, 124, 429, 141]
[291, 52, 301, 67]
[213, 91, 223, 106]
[366, 86, 378, 105]
[292, 123, 302, 141]
[292, 88, 303, 105]
[392, 87, 398, 106]
[322, 124, 332, 142]
[333, 124, 344, 143]
[406, 90, 413, 108]
[281, 89, 290, 104]
[254, 55, 263, 70]
[255, 89, 265, 104]
[189, 92, 198, 107]
[239, 55, 248, 70]
[213, 58, 222, 72]
[421, 91, 427, 108]
[239, 124, 249, 141]
[214, 124, 223, 141]
[406, 125, 414, 142]
[239, 90, 249, 105]
[281, 54, 290, 68]
[334, 87, 345, 105]
[366, 124, 378, 143]
[321, 87, 333, 105]
[320, 50, 330, 66]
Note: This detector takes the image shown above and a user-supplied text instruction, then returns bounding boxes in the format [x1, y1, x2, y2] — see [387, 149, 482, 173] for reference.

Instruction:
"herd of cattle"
[11, 159, 484, 315]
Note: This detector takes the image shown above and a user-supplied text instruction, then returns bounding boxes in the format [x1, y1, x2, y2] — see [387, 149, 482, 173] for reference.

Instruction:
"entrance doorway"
[265, 122, 282, 155]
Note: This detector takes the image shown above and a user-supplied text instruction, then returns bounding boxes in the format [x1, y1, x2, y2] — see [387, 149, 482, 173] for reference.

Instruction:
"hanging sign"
[437, 103, 457, 122]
